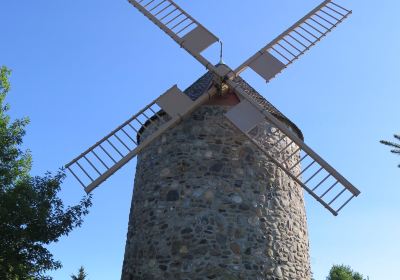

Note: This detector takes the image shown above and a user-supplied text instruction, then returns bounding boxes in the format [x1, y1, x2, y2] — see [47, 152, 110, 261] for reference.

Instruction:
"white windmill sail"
[128, 0, 219, 71]
[66, 85, 216, 193]
[225, 80, 360, 216]
[234, 0, 352, 83]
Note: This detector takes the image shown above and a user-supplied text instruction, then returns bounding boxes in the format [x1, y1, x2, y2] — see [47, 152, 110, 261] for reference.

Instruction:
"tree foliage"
[380, 134, 400, 167]
[71, 266, 87, 280]
[327, 265, 366, 280]
[0, 66, 92, 280]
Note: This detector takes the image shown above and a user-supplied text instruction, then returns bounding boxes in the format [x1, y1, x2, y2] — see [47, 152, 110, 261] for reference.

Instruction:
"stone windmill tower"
[65, 0, 361, 279]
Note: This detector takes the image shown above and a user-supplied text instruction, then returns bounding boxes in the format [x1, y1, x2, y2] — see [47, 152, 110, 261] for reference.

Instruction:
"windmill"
[65, 0, 360, 279]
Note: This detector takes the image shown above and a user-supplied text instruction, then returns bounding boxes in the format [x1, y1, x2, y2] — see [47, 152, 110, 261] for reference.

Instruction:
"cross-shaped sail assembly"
[66, 0, 360, 215]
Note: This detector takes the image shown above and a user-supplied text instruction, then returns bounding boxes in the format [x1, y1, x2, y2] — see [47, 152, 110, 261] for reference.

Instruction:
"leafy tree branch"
[0, 66, 92, 280]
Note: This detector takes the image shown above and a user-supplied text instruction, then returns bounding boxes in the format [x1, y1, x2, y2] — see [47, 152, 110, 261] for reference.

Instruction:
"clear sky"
[1, 0, 399, 279]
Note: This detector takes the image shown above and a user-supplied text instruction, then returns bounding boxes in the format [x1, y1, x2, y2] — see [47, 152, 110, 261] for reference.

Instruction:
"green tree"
[0, 66, 92, 280]
[327, 265, 366, 280]
[327, 265, 353, 280]
[71, 266, 87, 280]
[353, 272, 364, 280]
[380, 134, 400, 167]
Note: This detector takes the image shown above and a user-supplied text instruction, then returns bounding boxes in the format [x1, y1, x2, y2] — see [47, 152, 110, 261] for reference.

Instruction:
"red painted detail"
[205, 91, 240, 106]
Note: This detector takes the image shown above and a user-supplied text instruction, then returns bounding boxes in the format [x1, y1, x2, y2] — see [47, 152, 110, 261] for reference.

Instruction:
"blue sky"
[1, 0, 399, 279]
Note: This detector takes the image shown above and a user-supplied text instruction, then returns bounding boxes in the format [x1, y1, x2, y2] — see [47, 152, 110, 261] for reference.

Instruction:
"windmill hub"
[215, 63, 234, 80]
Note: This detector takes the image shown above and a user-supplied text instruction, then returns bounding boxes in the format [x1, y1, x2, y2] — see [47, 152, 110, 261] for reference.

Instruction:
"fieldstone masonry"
[121, 98, 311, 279]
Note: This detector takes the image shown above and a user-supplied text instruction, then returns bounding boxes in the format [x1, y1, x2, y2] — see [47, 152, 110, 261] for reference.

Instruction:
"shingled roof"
[184, 71, 304, 140]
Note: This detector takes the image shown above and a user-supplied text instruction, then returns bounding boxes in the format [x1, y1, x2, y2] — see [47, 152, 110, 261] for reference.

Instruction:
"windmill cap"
[137, 71, 303, 143]
[184, 71, 304, 140]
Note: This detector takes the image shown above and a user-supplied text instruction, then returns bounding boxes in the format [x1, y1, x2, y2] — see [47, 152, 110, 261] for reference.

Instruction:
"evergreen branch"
[381, 134, 400, 168]
[380, 140, 400, 149]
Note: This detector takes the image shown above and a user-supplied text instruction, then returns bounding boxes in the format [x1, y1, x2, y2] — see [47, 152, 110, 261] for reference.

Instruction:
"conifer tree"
[71, 266, 87, 280]
[380, 134, 400, 167]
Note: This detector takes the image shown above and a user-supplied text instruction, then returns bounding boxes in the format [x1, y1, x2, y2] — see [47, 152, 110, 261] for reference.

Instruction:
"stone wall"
[121, 105, 311, 280]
